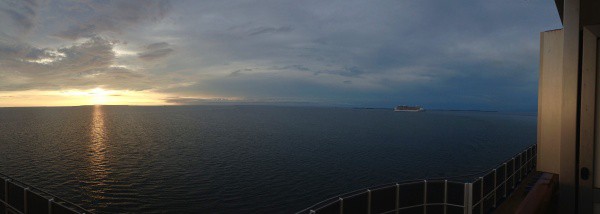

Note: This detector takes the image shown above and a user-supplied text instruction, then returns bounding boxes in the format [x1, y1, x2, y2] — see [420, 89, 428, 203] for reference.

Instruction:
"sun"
[48, 87, 167, 106]
[90, 88, 109, 105]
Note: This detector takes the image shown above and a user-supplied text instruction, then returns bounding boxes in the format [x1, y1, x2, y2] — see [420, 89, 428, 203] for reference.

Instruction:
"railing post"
[4, 179, 9, 214]
[444, 180, 447, 214]
[23, 187, 29, 214]
[493, 169, 497, 208]
[512, 158, 516, 188]
[464, 183, 472, 214]
[48, 198, 53, 214]
[395, 184, 399, 214]
[479, 177, 483, 214]
[424, 180, 427, 214]
[503, 163, 507, 198]
[339, 197, 344, 214]
[367, 189, 372, 214]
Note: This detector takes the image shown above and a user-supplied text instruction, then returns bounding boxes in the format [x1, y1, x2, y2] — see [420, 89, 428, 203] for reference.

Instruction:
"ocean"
[0, 105, 536, 213]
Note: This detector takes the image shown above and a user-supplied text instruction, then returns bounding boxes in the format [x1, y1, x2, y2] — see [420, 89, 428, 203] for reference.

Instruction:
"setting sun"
[91, 88, 109, 104]
[0, 89, 171, 107]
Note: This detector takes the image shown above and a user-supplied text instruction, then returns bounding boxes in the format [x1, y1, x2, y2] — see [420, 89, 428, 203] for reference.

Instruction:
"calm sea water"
[0, 105, 536, 213]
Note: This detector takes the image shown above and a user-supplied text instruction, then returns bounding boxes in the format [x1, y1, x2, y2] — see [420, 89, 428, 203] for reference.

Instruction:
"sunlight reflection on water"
[88, 105, 109, 197]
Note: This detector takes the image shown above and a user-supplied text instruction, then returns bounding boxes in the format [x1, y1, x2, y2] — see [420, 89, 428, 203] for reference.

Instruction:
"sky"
[0, 0, 562, 110]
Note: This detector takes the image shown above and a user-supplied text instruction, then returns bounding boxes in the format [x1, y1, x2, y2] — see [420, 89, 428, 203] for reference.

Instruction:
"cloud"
[0, 0, 562, 110]
[137, 42, 173, 61]
[163, 97, 238, 105]
[248, 26, 293, 36]
[157, 0, 561, 109]
[0, 0, 38, 32]
[145, 42, 169, 50]
[54, 0, 172, 40]
[229, 68, 252, 77]
[314, 66, 365, 77]
[0, 36, 149, 91]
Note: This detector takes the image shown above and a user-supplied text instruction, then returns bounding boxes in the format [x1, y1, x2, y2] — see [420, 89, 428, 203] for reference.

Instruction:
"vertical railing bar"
[23, 187, 29, 214]
[479, 177, 483, 214]
[395, 184, 399, 214]
[524, 151, 528, 179]
[525, 149, 528, 175]
[5, 179, 9, 214]
[48, 198, 53, 214]
[444, 180, 447, 214]
[367, 189, 371, 214]
[503, 163, 507, 197]
[464, 183, 472, 214]
[519, 154, 523, 182]
[424, 180, 427, 214]
[512, 158, 516, 188]
[339, 197, 344, 214]
[493, 169, 497, 208]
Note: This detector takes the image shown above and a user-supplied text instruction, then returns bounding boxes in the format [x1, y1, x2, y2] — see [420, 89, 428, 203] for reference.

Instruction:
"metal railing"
[0, 173, 92, 214]
[297, 144, 537, 214]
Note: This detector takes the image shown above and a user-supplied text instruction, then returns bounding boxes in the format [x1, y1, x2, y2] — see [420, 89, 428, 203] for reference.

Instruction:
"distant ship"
[394, 105, 424, 112]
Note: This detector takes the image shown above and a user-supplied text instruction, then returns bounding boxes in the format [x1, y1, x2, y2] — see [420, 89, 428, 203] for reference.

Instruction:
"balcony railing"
[297, 144, 537, 214]
[0, 173, 91, 214]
